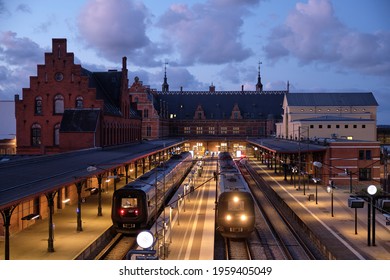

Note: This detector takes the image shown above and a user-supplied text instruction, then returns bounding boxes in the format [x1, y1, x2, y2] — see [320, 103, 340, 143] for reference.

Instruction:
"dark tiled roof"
[83, 69, 123, 116]
[158, 91, 286, 120]
[286, 92, 378, 106]
[60, 109, 100, 132]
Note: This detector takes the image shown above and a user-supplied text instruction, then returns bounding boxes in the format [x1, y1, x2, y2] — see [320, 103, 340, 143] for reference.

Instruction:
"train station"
[1, 37, 389, 262]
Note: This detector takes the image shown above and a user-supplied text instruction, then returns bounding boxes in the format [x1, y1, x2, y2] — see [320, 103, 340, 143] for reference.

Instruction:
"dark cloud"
[0, 32, 45, 99]
[264, 0, 390, 76]
[0, 31, 44, 65]
[157, 1, 254, 66]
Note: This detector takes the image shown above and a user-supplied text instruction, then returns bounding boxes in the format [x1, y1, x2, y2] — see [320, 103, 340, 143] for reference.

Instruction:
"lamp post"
[313, 161, 323, 204]
[367, 184, 377, 246]
[327, 180, 335, 217]
[312, 178, 321, 205]
[344, 169, 353, 193]
[292, 166, 298, 189]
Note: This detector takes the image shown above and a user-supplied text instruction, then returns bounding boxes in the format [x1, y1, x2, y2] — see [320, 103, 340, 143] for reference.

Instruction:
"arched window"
[35, 96, 43, 115]
[54, 123, 60, 146]
[31, 123, 41, 146]
[75, 96, 83, 109]
[54, 94, 64, 114]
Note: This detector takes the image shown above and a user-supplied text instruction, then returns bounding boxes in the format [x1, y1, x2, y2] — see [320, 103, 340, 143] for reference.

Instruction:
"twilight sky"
[0, 0, 389, 126]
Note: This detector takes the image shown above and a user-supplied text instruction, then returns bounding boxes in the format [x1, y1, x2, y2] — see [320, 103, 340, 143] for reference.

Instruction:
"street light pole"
[313, 161, 323, 205]
[367, 185, 377, 246]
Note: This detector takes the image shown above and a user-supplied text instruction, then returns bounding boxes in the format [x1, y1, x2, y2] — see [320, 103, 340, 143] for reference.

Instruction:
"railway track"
[225, 238, 252, 260]
[239, 161, 320, 260]
[95, 233, 136, 260]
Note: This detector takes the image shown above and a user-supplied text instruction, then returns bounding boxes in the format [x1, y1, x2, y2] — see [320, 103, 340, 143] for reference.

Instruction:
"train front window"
[227, 198, 244, 211]
[121, 197, 137, 208]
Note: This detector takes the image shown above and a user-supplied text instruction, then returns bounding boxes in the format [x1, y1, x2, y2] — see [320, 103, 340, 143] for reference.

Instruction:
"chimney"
[209, 83, 215, 93]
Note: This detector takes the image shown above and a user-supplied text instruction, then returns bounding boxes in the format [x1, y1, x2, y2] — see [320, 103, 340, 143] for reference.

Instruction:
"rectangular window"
[209, 127, 215, 135]
[310, 125, 314, 129]
[359, 168, 372, 181]
[359, 149, 372, 160]
[319, 125, 323, 129]
[233, 127, 240, 134]
[359, 150, 365, 160]
[362, 125, 366, 128]
[345, 125, 349, 128]
[336, 125, 340, 128]
[146, 126, 151, 137]
[196, 127, 203, 134]
[353, 125, 357, 128]
[184, 127, 190, 134]
[220, 127, 227, 134]
[327, 125, 331, 128]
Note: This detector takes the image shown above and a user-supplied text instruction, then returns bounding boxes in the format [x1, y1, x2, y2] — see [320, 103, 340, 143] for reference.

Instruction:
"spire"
[256, 61, 263, 92]
[162, 61, 169, 92]
[287, 80, 290, 93]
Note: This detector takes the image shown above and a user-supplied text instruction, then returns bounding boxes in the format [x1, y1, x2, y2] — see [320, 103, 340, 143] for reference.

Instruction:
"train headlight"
[233, 196, 239, 203]
[240, 214, 247, 222]
[225, 214, 232, 221]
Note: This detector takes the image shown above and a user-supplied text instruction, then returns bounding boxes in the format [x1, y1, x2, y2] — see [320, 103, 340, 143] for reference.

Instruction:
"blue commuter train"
[111, 152, 192, 234]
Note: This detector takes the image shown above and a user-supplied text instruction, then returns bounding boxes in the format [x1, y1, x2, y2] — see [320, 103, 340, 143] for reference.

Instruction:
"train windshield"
[227, 198, 245, 211]
[121, 197, 138, 208]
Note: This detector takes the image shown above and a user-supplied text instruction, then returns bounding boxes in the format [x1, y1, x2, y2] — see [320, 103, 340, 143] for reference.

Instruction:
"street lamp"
[327, 180, 335, 217]
[292, 166, 298, 189]
[312, 178, 321, 205]
[367, 184, 377, 246]
[313, 161, 323, 205]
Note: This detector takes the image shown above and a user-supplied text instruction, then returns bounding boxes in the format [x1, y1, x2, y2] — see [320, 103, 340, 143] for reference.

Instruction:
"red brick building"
[15, 38, 141, 154]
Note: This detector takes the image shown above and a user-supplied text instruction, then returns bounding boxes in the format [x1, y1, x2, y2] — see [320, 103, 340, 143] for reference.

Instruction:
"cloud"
[77, 0, 158, 65]
[16, 4, 32, 14]
[157, 0, 257, 66]
[0, 32, 45, 99]
[264, 0, 390, 76]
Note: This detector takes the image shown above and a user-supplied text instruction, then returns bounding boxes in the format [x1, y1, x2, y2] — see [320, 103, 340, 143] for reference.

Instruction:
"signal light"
[134, 209, 139, 216]
[120, 209, 125, 216]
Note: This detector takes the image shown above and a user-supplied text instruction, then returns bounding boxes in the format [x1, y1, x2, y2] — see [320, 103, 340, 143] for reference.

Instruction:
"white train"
[216, 152, 255, 238]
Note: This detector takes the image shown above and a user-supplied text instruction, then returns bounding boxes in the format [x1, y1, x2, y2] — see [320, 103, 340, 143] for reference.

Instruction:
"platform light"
[21, 214, 40, 220]
[136, 230, 155, 249]
[62, 198, 70, 203]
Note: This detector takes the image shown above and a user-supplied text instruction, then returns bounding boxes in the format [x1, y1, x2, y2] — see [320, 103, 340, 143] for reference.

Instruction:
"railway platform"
[2, 157, 390, 260]
[0, 188, 114, 260]
[251, 159, 390, 260]
[149, 159, 216, 260]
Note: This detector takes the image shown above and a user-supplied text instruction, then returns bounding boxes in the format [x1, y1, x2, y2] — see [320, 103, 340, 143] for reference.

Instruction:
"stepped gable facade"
[15, 38, 141, 155]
